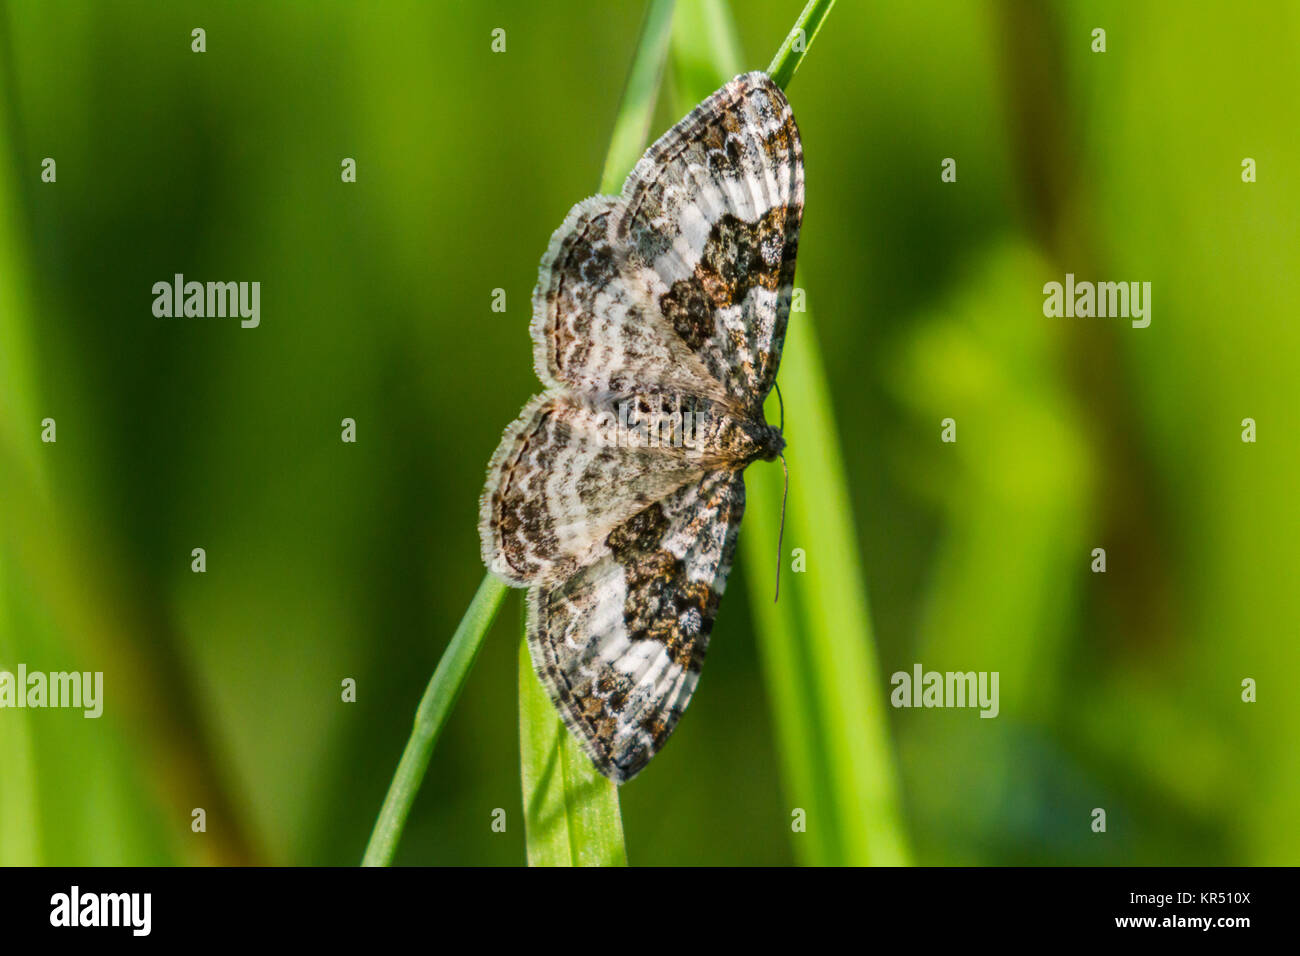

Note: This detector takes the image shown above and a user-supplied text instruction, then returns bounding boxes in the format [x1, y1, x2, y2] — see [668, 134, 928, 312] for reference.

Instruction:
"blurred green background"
[1, 0, 1296, 866]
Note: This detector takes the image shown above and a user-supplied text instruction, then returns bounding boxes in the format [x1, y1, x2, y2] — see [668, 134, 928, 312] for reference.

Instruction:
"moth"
[480, 71, 803, 782]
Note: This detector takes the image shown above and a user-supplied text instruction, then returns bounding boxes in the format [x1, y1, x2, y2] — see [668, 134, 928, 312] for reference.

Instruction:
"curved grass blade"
[601, 0, 679, 196]
[362, 573, 508, 866]
[519, 623, 627, 866]
[669, 0, 911, 865]
[766, 0, 837, 91]
[0, 551, 42, 865]
[516, 0, 681, 868]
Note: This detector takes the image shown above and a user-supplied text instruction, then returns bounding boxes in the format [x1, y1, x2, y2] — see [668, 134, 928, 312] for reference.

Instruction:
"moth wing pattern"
[482, 70, 804, 783]
[532, 71, 803, 409]
[525, 468, 745, 783]
[530, 196, 727, 401]
[479, 391, 708, 588]
[615, 70, 803, 408]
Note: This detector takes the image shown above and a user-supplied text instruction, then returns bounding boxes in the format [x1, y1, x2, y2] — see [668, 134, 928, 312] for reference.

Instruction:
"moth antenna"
[774, 380, 785, 434]
[774, 451, 789, 602]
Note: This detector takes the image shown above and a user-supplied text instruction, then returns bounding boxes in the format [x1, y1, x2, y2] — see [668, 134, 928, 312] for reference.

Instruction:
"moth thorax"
[610, 392, 708, 450]
[717, 417, 785, 465]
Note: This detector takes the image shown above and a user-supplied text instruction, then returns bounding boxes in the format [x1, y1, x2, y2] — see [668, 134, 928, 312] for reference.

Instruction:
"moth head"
[717, 417, 784, 465]
[758, 426, 786, 463]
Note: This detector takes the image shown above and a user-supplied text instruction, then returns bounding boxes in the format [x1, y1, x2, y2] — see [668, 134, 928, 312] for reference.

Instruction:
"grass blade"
[670, 0, 911, 865]
[766, 0, 837, 90]
[671, 0, 745, 93]
[361, 573, 509, 866]
[515, 0, 680, 868]
[0, 551, 42, 865]
[519, 625, 627, 866]
[743, 311, 911, 865]
[601, 0, 679, 195]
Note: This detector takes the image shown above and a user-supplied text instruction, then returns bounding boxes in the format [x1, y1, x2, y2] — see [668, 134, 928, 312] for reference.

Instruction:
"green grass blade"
[671, 0, 744, 93]
[519, 627, 627, 866]
[670, 0, 911, 865]
[516, 0, 680, 869]
[0, 60, 42, 866]
[743, 311, 911, 865]
[601, 0, 678, 196]
[0, 550, 42, 865]
[361, 573, 508, 866]
[766, 0, 836, 91]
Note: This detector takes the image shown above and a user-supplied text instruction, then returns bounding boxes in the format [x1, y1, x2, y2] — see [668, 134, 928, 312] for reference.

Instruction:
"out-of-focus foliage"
[0, 0, 1294, 865]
